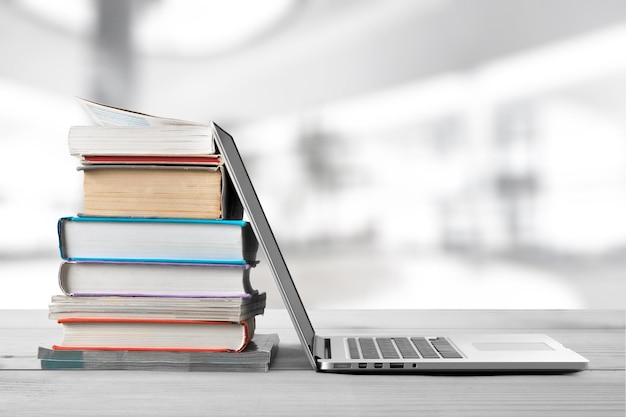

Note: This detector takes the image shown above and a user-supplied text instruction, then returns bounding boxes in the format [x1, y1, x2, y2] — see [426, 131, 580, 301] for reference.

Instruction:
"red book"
[81, 155, 222, 165]
[53, 317, 253, 352]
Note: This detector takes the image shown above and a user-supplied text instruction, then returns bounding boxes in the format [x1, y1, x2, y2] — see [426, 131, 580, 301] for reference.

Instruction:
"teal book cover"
[57, 216, 258, 264]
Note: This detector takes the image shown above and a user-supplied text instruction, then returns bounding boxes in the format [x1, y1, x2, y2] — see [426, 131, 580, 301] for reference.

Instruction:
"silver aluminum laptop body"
[212, 123, 588, 373]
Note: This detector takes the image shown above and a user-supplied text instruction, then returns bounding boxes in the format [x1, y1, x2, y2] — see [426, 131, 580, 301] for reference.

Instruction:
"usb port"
[390, 363, 404, 369]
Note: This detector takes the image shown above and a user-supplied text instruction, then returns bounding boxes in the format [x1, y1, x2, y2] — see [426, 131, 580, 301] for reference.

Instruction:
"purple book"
[58, 261, 256, 298]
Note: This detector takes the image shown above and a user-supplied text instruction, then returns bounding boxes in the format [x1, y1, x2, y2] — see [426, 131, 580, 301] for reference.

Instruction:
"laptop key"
[347, 338, 360, 359]
[358, 338, 380, 359]
[411, 337, 441, 359]
[377, 338, 400, 359]
[431, 337, 463, 359]
[393, 338, 420, 359]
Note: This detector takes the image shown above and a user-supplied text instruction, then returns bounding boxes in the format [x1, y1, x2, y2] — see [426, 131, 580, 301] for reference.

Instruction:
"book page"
[76, 97, 204, 127]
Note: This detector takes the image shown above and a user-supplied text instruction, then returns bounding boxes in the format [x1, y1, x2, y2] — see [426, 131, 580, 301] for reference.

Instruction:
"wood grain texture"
[0, 309, 623, 417]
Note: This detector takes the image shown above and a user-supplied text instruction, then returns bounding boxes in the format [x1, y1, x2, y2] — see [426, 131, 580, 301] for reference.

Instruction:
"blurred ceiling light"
[16, 0, 298, 56]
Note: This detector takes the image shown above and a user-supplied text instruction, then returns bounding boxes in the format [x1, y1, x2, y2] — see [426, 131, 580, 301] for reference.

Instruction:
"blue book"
[57, 216, 258, 264]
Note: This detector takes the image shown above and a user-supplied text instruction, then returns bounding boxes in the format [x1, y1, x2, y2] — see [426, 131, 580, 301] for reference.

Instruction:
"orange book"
[53, 317, 253, 353]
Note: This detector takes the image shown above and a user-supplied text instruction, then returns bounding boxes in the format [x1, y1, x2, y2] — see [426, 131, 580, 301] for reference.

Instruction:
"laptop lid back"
[212, 123, 318, 368]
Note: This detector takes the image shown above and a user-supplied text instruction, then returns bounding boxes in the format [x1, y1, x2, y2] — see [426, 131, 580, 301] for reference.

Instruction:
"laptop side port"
[358, 363, 367, 369]
[390, 363, 404, 369]
[374, 363, 383, 368]
[333, 363, 351, 369]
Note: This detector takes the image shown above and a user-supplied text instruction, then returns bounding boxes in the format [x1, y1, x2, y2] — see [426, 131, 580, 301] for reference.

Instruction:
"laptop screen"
[212, 123, 317, 362]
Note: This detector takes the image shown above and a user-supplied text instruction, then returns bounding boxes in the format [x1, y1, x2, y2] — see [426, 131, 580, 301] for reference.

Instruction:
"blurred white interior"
[1, 0, 626, 310]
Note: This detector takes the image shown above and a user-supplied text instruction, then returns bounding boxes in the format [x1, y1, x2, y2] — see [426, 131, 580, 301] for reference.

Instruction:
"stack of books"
[39, 98, 278, 372]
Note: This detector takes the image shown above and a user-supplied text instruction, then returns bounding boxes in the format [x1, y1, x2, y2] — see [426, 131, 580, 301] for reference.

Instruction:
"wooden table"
[1, 309, 623, 416]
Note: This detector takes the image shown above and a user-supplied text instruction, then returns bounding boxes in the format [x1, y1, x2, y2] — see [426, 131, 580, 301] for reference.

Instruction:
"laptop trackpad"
[472, 342, 554, 351]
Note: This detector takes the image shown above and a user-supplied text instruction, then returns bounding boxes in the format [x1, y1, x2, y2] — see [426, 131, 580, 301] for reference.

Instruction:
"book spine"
[241, 223, 260, 263]
[221, 166, 244, 220]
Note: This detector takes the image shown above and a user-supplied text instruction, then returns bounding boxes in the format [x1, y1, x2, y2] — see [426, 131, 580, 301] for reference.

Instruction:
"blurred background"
[1, 0, 626, 310]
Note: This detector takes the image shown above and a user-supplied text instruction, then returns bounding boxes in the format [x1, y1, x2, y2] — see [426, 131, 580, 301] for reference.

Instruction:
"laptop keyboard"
[347, 337, 463, 360]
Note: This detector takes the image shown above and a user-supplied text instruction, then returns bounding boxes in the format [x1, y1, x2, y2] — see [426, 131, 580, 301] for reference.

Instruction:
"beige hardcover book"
[80, 165, 242, 219]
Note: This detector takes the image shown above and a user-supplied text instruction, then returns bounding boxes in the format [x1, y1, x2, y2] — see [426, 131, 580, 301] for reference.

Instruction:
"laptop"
[212, 123, 589, 373]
